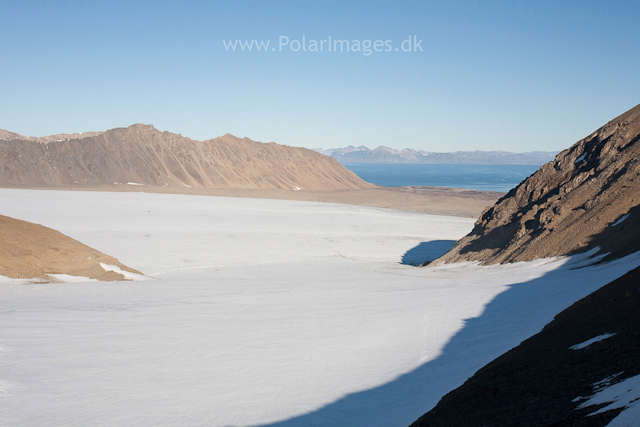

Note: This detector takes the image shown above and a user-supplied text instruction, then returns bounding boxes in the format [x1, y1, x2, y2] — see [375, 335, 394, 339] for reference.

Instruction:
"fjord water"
[343, 163, 542, 192]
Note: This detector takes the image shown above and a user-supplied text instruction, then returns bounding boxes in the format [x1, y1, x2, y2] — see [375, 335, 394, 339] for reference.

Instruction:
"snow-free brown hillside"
[0, 124, 372, 190]
[0, 215, 142, 281]
[433, 103, 640, 265]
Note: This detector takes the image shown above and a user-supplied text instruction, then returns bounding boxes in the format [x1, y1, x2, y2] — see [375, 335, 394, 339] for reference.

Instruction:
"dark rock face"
[0, 124, 372, 191]
[410, 265, 640, 427]
[434, 104, 640, 265]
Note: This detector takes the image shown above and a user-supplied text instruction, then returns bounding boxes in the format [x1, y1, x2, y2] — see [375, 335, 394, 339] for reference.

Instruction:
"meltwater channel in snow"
[1, 189, 639, 427]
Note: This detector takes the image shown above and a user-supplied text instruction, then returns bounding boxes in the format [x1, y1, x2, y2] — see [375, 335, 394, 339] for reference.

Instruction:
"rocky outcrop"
[434, 103, 640, 265]
[0, 124, 372, 190]
[0, 215, 142, 281]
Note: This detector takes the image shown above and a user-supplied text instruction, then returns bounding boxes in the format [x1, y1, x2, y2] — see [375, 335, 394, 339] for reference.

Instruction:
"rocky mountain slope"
[0, 128, 104, 143]
[410, 264, 640, 427]
[315, 146, 556, 165]
[0, 215, 142, 281]
[433, 103, 640, 265]
[0, 124, 372, 190]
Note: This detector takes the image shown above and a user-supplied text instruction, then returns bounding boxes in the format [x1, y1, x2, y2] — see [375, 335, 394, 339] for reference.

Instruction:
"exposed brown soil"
[0, 124, 371, 191]
[434, 103, 640, 264]
[11, 184, 503, 218]
[410, 265, 640, 427]
[0, 215, 143, 281]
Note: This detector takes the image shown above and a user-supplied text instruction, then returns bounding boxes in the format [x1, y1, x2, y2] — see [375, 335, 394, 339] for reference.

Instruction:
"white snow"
[612, 214, 630, 227]
[593, 372, 625, 390]
[575, 153, 587, 164]
[47, 274, 98, 283]
[0, 276, 33, 285]
[126, 182, 144, 186]
[0, 188, 639, 427]
[569, 333, 617, 350]
[99, 263, 151, 281]
[293, 186, 301, 190]
[578, 374, 640, 426]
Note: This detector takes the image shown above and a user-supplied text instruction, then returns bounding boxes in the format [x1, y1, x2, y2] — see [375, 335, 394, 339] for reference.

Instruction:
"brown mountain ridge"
[0, 124, 372, 191]
[409, 104, 640, 426]
[433, 103, 640, 265]
[0, 128, 105, 143]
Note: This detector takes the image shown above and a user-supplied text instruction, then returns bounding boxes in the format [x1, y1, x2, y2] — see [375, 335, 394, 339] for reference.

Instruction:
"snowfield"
[578, 373, 640, 426]
[1, 189, 639, 427]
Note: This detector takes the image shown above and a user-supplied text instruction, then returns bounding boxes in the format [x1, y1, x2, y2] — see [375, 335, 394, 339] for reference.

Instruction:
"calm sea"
[342, 163, 541, 193]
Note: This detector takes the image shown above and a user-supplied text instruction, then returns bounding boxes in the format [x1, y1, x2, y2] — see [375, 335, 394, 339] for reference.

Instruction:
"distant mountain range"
[314, 146, 557, 165]
[0, 128, 105, 143]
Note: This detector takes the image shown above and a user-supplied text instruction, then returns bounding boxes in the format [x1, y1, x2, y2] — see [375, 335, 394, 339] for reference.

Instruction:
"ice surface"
[569, 333, 617, 350]
[578, 374, 640, 426]
[0, 189, 638, 427]
[593, 372, 625, 390]
[47, 274, 98, 283]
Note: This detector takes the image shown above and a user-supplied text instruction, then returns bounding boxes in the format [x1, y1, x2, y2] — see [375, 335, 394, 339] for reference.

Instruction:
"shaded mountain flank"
[0, 215, 142, 282]
[410, 264, 640, 427]
[0, 124, 372, 191]
[432, 103, 640, 265]
[315, 146, 556, 165]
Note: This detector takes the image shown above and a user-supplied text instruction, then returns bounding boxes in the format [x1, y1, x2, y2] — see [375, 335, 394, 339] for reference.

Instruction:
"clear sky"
[1, 0, 639, 151]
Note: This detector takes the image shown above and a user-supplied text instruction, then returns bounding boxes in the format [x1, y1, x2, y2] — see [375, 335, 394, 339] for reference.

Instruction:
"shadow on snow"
[400, 240, 457, 266]
[252, 253, 640, 427]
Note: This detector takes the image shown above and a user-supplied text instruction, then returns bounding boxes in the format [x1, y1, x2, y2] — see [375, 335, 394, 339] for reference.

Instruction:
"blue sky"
[1, 0, 639, 151]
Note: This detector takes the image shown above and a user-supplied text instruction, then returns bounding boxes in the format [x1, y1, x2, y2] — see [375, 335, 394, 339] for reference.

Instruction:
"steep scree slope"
[434, 104, 640, 265]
